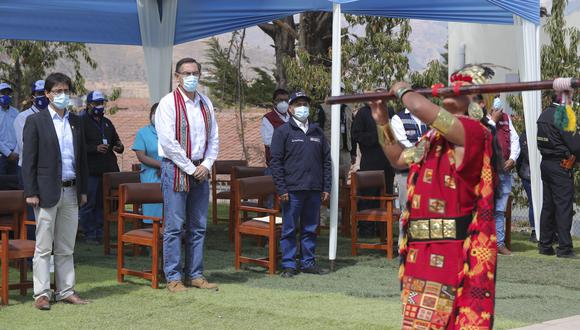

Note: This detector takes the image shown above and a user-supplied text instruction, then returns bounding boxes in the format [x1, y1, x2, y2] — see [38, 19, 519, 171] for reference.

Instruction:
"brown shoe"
[498, 246, 512, 256]
[185, 277, 218, 291]
[61, 294, 90, 305]
[166, 281, 187, 293]
[34, 296, 51, 310]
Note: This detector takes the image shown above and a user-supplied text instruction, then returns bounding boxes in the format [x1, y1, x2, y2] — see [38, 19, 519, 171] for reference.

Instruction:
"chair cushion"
[252, 216, 283, 225]
[0, 239, 35, 258]
[356, 208, 401, 218]
[122, 228, 161, 241]
[216, 191, 231, 199]
[239, 220, 278, 231]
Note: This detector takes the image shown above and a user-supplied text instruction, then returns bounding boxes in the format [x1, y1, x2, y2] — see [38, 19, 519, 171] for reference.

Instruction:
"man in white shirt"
[487, 97, 520, 255]
[14, 80, 49, 169]
[260, 89, 290, 167]
[155, 58, 219, 293]
[0, 82, 19, 175]
[22, 73, 89, 310]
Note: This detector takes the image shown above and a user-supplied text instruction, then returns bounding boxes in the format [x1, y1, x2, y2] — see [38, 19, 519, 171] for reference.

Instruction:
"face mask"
[0, 95, 12, 107]
[33, 96, 49, 110]
[182, 75, 199, 92]
[293, 106, 310, 122]
[276, 101, 289, 114]
[92, 105, 105, 117]
[51, 93, 70, 110]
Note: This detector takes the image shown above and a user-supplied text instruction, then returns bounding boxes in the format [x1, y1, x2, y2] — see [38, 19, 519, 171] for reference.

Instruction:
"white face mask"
[182, 75, 199, 92]
[52, 93, 70, 110]
[276, 101, 289, 114]
[293, 106, 309, 122]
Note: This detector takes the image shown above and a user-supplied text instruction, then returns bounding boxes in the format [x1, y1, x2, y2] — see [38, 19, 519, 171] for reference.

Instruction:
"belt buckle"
[429, 219, 444, 239]
[409, 220, 430, 240]
[442, 219, 456, 239]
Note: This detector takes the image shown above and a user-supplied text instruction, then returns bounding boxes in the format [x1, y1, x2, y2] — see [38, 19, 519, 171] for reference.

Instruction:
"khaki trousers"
[33, 186, 78, 301]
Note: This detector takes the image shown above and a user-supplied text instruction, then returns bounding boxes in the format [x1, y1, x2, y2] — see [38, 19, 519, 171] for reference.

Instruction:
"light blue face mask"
[183, 75, 199, 92]
[52, 93, 70, 110]
[293, 106, 310, 122]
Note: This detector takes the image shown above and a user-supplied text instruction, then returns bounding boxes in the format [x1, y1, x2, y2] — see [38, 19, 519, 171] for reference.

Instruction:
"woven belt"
[408, 216, 471, 241]
[62, 179, 76, 187]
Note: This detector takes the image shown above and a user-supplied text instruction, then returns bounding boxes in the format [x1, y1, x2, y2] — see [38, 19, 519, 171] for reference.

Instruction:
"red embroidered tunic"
[400, 117, 497, 330]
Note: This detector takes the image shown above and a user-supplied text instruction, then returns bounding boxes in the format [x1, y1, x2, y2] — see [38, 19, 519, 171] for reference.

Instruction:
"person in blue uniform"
[270, 91, 332, 278]
[132, 103, 163, 221]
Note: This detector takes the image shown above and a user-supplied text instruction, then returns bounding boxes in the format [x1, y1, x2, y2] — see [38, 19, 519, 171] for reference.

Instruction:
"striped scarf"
[173, 89, 211, 192]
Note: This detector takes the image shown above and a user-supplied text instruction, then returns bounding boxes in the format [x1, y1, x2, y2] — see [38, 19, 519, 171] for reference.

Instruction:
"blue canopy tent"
[0, 0, 541, 264]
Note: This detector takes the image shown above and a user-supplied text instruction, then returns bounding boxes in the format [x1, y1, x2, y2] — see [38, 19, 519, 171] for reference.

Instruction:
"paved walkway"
[512, 315, 580, 329]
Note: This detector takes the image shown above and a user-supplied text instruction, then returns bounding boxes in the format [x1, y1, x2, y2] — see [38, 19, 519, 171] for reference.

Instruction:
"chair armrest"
[238, 205, 279, 214]
[355, 196, 397, 201]
[118, 211, 162, 223]
[0, 225, 12, 231]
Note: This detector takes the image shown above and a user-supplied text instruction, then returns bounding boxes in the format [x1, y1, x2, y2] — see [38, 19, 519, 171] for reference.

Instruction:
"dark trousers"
[79, 175, 104, 240]
[539, 160, 574, 256]
[0, 155, 17, 175]
[521, 178, 535, 228]
[281, 190, 321, 270]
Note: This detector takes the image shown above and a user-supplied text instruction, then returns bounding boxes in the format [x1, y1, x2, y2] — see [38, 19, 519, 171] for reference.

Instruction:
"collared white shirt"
[0, 105, 18, 157]
[391, 108, 425, 148]
[486, 114, 521, 161]
[260, 109, 289, 146]
[155, 88, 219, 175]
[48, 105, 76, 181]
[14, 105, 41, 166]
[293, 117, 309, 134]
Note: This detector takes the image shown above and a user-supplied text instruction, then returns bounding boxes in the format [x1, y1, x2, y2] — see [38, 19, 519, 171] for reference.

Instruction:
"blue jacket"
[270, 118, 332, 195]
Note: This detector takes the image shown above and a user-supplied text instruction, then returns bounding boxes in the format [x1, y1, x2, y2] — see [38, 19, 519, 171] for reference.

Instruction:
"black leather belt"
[62, 179, 76, 187]
[408, 215, 471, 242]
[192, 159, 203, 166]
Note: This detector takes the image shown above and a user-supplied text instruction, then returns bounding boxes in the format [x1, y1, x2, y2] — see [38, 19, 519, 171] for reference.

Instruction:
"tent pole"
[516, 17, 543, 241]
[329, 2, 341, 272]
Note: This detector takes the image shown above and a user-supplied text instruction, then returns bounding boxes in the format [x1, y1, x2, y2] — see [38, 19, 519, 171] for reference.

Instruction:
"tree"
[203, 37, 247, 107]
[0, 40, 97, 108]
[342, 16, 412, 93]
[246, 68, 277, 107]
[409, 43, 448, 88]
[259, 13, 333, 89]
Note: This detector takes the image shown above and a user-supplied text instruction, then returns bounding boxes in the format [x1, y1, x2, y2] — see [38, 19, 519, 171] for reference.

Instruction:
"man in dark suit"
[22, 72, 89, 310]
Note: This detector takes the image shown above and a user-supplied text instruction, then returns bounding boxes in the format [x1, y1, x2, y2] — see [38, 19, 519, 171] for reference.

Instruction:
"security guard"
[536, 94, 580, 258]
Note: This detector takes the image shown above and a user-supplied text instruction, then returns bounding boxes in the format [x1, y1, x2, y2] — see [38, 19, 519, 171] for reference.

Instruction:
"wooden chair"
[211, 160, 248, 225]
[350, 170, 400, 259]
[505, 195, 514, 250]
[234, 176, 281, 274]
[228, 166, 267, 241]
[0, 190, 35, 305]
[102, 171, 140, 255]
[117, 183, 163, 289]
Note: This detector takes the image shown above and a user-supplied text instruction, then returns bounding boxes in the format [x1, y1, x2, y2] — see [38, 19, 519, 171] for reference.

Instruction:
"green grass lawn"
[2, 206, 579, 329]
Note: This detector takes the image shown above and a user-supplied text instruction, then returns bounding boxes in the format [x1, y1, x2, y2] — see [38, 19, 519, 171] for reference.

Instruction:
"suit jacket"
[81, 114, 122, 175]
[22, 109, 89, 208]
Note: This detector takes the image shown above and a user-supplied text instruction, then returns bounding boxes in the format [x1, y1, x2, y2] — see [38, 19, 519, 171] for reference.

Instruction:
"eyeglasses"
[50, 89, 71, 95]
[176, 71, 201, 77]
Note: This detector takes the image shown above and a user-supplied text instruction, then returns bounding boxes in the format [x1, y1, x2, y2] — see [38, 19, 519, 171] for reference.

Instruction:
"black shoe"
[539, 247, 555, 256]
[301, 264, 330, 275]
[529, 231, 538, 243]
[280, 268, 298, 278]
[556, 252, 578, 259]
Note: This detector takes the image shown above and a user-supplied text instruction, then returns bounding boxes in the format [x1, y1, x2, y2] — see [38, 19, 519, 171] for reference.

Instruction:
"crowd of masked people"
[0, 60, 578, 310]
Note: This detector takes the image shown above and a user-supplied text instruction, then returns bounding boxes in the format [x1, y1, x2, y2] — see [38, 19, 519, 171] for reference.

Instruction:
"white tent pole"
[329, 2, 341, 271]
[516, 17, 543, 240]
[137, 0, 178, 103]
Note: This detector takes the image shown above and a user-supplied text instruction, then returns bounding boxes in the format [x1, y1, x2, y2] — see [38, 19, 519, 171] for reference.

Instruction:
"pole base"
[329, 260, 336, 272]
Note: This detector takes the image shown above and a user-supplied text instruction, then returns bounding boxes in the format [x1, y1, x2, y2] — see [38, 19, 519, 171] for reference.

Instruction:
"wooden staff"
[325, 78, 580, 105]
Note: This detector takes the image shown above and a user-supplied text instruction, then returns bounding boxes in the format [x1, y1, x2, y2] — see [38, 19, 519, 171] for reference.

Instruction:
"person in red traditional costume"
[371, 65, 500, 330]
